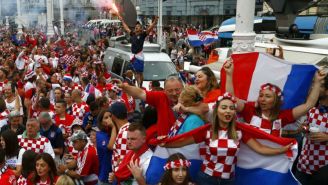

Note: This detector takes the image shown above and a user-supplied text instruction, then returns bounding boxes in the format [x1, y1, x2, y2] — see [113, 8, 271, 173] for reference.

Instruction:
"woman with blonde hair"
[169, 86, 205, 136]
[55, 175, 74, 185]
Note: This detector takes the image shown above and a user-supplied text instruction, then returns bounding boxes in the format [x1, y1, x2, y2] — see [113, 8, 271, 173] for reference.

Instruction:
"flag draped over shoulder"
[220, 52, 317, 109]
[146, 123, 299, 185]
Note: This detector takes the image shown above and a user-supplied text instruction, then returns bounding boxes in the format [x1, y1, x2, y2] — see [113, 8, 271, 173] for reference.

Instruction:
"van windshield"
[144, 62, 177, 80]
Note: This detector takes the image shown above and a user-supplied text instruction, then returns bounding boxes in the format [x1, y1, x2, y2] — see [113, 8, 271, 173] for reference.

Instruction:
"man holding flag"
[116, 12, 158, 88]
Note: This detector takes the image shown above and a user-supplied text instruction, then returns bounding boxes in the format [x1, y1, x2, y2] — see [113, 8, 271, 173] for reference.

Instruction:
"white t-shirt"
[5, 96, 24, 116]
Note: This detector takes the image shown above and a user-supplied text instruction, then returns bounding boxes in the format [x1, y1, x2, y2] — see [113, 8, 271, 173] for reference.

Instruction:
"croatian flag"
[146, 125, 208, 185]
[146, 124, 299, 185]
[200, 31, 219, 45]
[235, 123, 299, 185]
[187, 29, 203, 47]
[220, 52, 317, 109]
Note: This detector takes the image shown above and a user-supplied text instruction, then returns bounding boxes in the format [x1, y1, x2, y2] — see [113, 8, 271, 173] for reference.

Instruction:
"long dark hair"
[1, 130, 20, 158]
[32, 153, 57, 184]
[97, 109, 111, 132]
[159, 153, 191, 185]
[21, 150, 38, 178]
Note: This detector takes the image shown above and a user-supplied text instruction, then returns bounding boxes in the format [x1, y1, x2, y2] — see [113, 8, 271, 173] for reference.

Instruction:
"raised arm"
[146, 16, 159, 35]
[163, 136, 195, 148]
[223, 59, 245, 112]
[246, 138, 292, 156]
[292, 69, 326, 119]
[117, 14, 131, 34]
[115, 79, 146, 101]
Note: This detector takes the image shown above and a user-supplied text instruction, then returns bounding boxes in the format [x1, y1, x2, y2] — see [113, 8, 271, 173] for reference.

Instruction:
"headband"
[260, 83, 282, 97]
[163, 159, 191, 171]
[217, 92, 237, 104]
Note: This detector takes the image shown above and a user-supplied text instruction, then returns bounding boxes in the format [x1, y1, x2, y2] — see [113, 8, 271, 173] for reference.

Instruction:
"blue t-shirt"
[177, 114, 205, 134]
[96, 131, 113, 182]
[82, 112, 98, 128]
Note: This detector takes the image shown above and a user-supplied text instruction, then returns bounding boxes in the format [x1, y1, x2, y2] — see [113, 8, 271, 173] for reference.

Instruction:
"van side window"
[112, 57, 124, 75]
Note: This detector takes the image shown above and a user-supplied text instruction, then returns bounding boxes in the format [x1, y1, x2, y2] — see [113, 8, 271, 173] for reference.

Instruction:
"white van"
[104, 36, 178, 89]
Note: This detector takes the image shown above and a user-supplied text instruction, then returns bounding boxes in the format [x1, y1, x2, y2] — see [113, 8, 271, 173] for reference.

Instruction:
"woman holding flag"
[224, 59, 326, 137]
[161, 93, 292, 185]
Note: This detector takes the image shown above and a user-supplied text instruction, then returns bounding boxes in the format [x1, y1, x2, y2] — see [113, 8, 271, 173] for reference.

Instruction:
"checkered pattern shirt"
[198, 129, 242, 179]
[60, 54, 76, 68]
[62, 85, 72, 94]
[72, 102, 89, 120]
[0, 81, 6, 98]
[112, 122, 130, 172]
[18, 135, 49, 154]
[17, 175, 27, 185]
[297, 107, 328, 174]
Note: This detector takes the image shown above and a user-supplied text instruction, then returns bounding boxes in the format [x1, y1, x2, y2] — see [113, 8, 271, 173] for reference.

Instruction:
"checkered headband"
[163, 159, 191, 171]
[260, 83, 282, 97]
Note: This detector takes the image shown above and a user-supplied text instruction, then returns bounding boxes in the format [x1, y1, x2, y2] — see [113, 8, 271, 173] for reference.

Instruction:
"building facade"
[137, 0, 264, 28]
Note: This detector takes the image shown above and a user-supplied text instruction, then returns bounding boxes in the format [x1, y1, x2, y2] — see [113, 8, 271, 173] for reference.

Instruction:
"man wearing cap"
[1, 110, 25, 135]
[17, 118, 55, 158]
[58, 130, 99, 185]
[39, 112, 64, 160]
[108, 102, 130, 176]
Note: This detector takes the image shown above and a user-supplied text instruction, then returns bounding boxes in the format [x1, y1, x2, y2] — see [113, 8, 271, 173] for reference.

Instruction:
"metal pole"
[59, 0, 64, 35]
[17, 0, 23, 34]
[157, 0, 163, 48]
[46, 0, 55, 36]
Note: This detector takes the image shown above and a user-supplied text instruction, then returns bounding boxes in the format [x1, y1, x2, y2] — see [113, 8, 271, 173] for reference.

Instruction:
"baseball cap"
[109, 102, 127, 119]
[70, 130, 88, 142]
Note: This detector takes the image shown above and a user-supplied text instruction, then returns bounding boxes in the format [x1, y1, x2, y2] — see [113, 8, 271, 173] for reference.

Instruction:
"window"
[143, 62, 177, 81]
[112, 57, 124, 75]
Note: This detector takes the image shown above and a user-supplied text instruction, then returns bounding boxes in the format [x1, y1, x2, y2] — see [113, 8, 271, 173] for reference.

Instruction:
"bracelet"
[64, 169, 69, 174]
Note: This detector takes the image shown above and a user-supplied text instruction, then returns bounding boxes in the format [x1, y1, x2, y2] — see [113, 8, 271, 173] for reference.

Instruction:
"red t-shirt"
[203, 89, 221, 103]
[0, 168, 16, 185]
[241, 102, 295, 137]
[54, 114, 75, 136]
[146, 91, 176, 136]
[76, 143, 99, 185]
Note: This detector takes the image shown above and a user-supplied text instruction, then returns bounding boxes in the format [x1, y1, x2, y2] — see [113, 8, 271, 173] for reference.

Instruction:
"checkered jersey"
[18, 135, 49, 154]
[0, 81, 6, 97]
[17, 175, 27, 185]
[297, 107, 328, 174]
[60, 54, 76, 67]
[201, 129, 242, 179]
[72, 102, 89, 120]
[112, 123, 130, 172]
[62, 85, 72, 94]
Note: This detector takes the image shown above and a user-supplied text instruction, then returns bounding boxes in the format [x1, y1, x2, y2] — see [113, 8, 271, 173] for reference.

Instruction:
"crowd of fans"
[0, 16, 326, 185]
